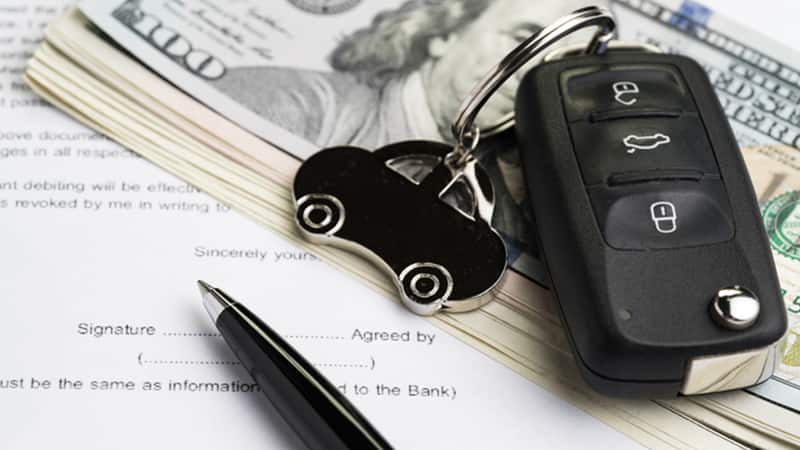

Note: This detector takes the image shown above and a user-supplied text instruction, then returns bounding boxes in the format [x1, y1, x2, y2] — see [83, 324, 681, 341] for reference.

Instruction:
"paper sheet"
[0, 2, 639, 449]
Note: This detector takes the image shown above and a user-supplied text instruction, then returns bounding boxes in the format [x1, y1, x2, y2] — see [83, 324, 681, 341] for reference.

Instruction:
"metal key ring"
[450, 6, 617, 157]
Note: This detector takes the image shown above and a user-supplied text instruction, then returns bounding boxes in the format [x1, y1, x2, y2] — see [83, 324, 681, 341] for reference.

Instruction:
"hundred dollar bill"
[78, 0, 604, 284]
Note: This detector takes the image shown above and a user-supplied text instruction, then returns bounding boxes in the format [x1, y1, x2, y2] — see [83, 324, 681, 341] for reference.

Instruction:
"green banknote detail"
[763, 191, 800, 262]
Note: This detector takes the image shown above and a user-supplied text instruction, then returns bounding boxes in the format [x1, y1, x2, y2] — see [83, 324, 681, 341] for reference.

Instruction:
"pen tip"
[197, 279, 214, 293]
[198, 280, 235, 323]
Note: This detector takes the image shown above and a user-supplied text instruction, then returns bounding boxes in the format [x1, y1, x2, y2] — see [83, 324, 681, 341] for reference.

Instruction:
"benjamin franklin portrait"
[212, 0, 590, 269]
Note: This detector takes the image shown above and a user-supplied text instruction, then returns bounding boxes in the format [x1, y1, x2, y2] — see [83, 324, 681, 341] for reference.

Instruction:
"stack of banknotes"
[25, 0, 800, 448]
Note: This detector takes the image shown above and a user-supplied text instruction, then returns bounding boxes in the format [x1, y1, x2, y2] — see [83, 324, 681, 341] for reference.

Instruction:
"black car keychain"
[293, 138, 506, 316]
[293, 131, 507, 316]
[293, 6, 787, 396]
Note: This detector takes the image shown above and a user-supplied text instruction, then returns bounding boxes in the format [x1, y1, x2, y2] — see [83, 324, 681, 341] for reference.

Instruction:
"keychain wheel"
[296, 194, 345, 236]
[399, 263, 453, 314]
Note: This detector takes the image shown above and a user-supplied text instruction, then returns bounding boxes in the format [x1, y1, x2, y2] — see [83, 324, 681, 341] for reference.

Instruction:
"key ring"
[450, 6, 617, 162]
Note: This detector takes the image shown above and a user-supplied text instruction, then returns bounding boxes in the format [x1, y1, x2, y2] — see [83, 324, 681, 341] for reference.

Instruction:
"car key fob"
[516, 48, 788, 397]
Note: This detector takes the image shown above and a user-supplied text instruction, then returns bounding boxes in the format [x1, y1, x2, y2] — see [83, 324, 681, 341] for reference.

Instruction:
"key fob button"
[561, 65, 695, 121]
[571, 116, 718, 186]
[711, 287, 761, 330]
[588, 180, 734, 250]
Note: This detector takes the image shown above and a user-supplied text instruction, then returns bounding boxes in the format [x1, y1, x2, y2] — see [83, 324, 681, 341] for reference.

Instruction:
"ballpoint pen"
[198, 280, 393, 450]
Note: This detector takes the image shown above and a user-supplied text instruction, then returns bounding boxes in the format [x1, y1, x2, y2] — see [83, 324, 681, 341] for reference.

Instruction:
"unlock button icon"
[613, 81, 640, 105]
[650, 201, 677, 234]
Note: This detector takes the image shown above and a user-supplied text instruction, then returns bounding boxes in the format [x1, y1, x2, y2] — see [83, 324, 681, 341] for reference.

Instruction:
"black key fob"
[516, 48, 788, 397]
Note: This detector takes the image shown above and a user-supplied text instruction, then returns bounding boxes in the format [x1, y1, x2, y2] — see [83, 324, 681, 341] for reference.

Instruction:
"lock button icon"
[650, 201, 677, 234]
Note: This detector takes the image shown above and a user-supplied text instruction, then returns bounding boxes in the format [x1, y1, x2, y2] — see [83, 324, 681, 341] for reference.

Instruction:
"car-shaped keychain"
[292, 141, 507, 315]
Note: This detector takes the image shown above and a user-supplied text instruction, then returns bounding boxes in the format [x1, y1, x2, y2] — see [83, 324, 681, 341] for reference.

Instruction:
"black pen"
[198, 280, 393, 450]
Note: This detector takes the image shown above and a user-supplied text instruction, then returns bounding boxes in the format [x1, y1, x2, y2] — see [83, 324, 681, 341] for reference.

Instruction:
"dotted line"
[140, 360, 368, 369]
[314, 363, 370, 369]
[161, 332, 222, 337]
[141, 360, 240, 366]
[284, 335, 346, 340]
[160, 333, 345, 340]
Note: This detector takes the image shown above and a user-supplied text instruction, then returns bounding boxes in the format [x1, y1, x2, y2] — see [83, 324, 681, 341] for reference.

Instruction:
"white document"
[0, 2, 638, 449]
